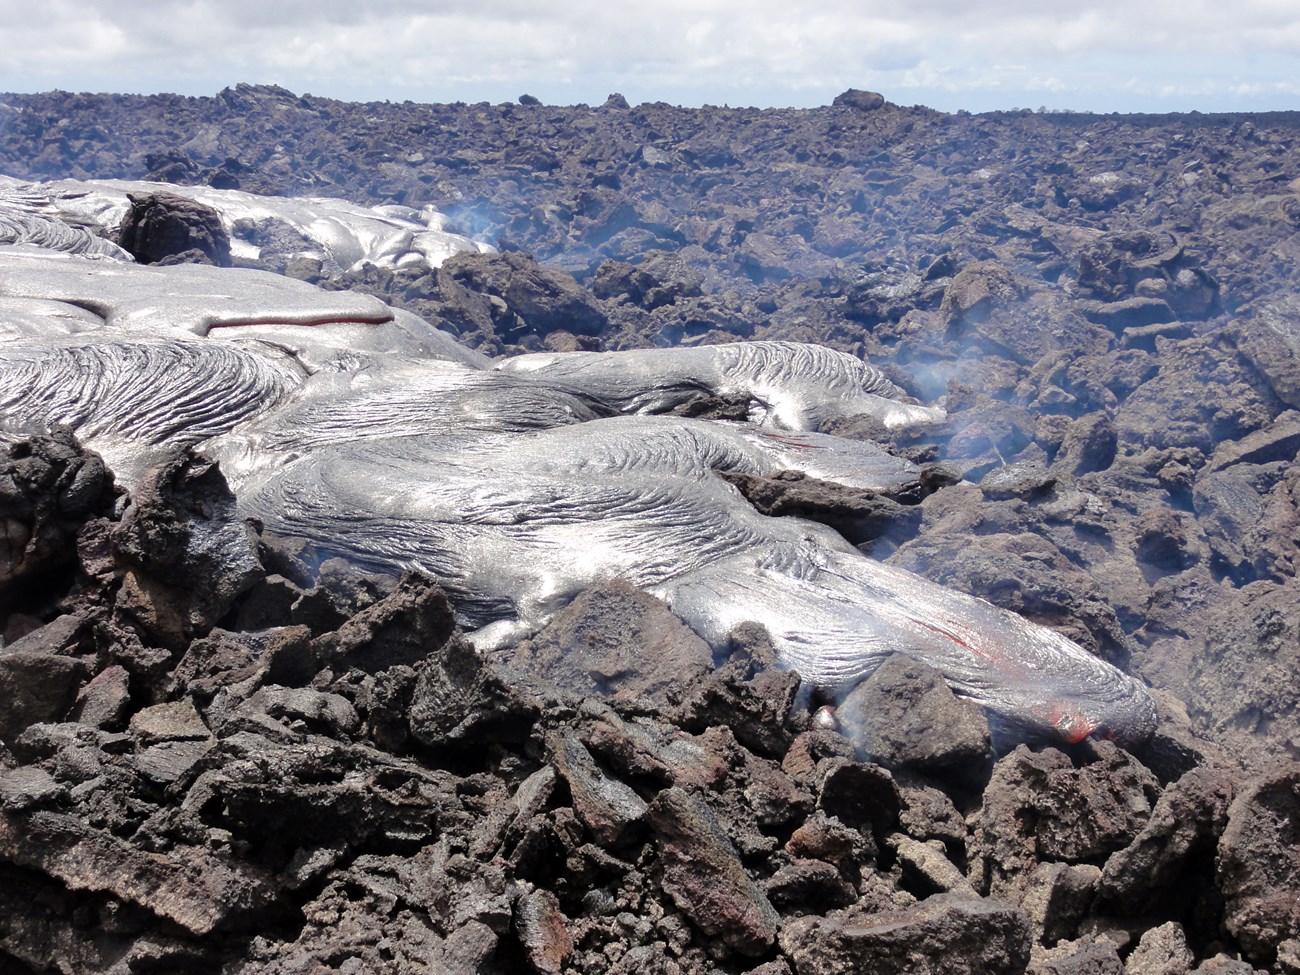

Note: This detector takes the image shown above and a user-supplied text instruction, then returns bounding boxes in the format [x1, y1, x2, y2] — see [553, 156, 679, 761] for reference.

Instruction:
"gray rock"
[1191, 579, 1300, 749]
[0, 648, 88, 746]
[779, 892, 1032, 975]
[1099, 765, 1236, 913]
[70, 664, 132, 730]
[502, 579, 712, 708]
[548, 731, 647, 848]
[0, 430, 119, 595]
[441, 250, 609, 340]
[763, 858, 856, 911]
[1217, 768, 1300, 967]
[1019, 862, 1103, 947]
[889, 833, 974, 897]
[111, 450, 262, 648]
[645, 786, 779, 957]
[1126, 922, 1194, 975]
[836, 653, 992, 777]
[0, 766, 64, 811]
[515, 888, 573, 975]
[1030, 935, 1125, 975]
[128, 699, 210, 744]
[119, 191, 232, 267]
[0, 810, 278, 935]
[832, 89, 887, 111]
[969, 744, 1160, 897]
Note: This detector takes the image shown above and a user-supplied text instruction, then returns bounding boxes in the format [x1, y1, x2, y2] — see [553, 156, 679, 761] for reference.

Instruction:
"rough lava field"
[0, 84, 1299, 974]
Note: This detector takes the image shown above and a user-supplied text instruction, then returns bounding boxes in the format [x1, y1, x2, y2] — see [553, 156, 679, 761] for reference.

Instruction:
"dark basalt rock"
[441, 250, 609, 342]
[0, 429, 120, 617]
[119, 191, 232, 267]
[645, 786, 780, 957]
[1217, 769, 1300, 968]
[832, 89, 887, 111]
[835, 653, 993, 779]
[779, 892, 1032, 975]
[110, 449, 262, 649]
[499, 578, 713, 708]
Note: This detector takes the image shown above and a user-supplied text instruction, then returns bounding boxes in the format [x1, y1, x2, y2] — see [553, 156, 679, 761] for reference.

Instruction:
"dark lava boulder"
[835, 653, 993, 779]
[832, 89, 887, 112]
[441, 250, 609, 342]
[499, 578, 713, 708]
[0, 429, 119, 617]
[118, 191, 232, 267]
[779, 892, 1032, 975]
[110, 450, 262, 649]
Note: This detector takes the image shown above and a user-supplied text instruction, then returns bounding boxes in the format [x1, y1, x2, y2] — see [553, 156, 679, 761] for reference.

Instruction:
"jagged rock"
[1217, 768, 1300, 967]
[0, 430, 119, 601]
[0, 766, 63, 811]
[111, 450, 262, 648]
[940, 260, 1021, 329]
[1019, 862, 1103, 947]
[815, 758, 902, 840]
[1126, 922, 1195, 975]
[1191, 579, 1300, 749]
[1056, 414, 1119, 475]
[502, 579, 712, 707]
[674, 622, 800, 758]
[763, 858, 856, 911]
[1098, 765, 1235, 913]
[119, 191, 232, 267]
[70, 663, 132, 730]
[0, 810, 279, 935]
[1231, 297, 1300, 409]
[645, 786, 780, 957]
[832, 89, 886, 111]
[720, 469, 924, 544]
[1192, 465, 1300, 582]
[515, 888, 574, 974]
[128, 699, 210, 743]
[407, 631, 539, 750]
[835, 653, 992, 777]
[312, 571, 456, 674]
[779, 892, 1032, 975]
[548, 731, 647, 847]
[0, 642, 90, 745]
[1206, 411, 1300, 472]
[441, 250, 608, 340]
[1029, 935, 1125, 975]
[969, 744, 1161, 897]
[889, 833, 974, 897]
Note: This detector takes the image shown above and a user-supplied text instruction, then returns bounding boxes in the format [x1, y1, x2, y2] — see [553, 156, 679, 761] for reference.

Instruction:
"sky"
[2, 0, 1298, 114]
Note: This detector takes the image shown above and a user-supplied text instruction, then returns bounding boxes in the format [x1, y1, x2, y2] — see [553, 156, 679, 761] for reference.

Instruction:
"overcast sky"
[3, 0, 1298, 113]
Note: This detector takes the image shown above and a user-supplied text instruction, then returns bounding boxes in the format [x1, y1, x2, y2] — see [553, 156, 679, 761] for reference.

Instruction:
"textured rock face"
[0, 430, 119, 604]
[499, 578, 714, 707]
[779, 893, 1032, 975]
[0, 430, 1292, 973]
[118, 191, 233, 267]
[1217, 770, 1300, 967]
[835, 654, 992, 775]
[109, 450, 262, 649]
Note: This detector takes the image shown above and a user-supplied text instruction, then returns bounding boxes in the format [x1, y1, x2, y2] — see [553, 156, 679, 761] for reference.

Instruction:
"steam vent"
[1, 85, 1298, 974]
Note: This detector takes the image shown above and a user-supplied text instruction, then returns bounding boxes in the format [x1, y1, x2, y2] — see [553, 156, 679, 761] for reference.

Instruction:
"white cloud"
[2, 0, 1297, 111]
